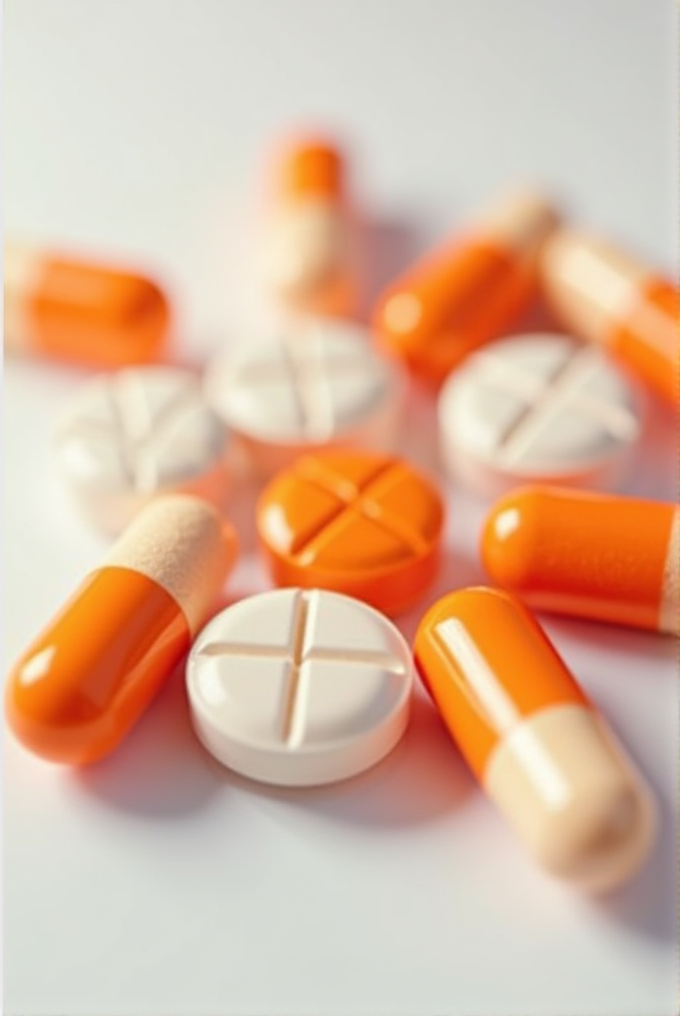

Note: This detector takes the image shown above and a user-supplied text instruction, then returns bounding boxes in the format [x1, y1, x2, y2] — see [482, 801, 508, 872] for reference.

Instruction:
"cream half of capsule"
[105, 495, 236, 633]
[541, 230, 678, 404]
[263, 139, 355, 318]
[485, 705, 656, 890]
[4, 242, 44, 353]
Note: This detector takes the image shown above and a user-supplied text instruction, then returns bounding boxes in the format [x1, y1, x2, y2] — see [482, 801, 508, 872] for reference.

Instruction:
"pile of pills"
[5, 135, 678, 895]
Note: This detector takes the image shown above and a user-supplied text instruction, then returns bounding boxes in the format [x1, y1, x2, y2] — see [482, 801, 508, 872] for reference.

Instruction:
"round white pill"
[203, 318, 405, 476]
[55, 367, 230, 535]
[438, 333, 641, 498]
[186, 587, 413, 786]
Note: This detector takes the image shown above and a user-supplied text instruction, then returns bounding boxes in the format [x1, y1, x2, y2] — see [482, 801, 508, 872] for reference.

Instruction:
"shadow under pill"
[397, 545, 486, 645]
[588, 791, 677, 945]
[398, 380, 441, 475]
[230, 689, 476, 829]
[541, 613, 678, 666]
[625, 394, 678, 503]
[224, 472, 266, 554]
[74, 662, 224, 819]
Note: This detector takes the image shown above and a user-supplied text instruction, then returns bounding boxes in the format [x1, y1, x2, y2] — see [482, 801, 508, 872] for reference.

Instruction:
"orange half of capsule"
[611, 277, 678, 405]
[277, 138, 344, 200]
[414, 587, 588, 778]
[6, 567, 190, 765]
[481, 486, 679, 634]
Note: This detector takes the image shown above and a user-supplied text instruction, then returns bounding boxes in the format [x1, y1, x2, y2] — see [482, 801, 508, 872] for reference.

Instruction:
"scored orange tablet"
[257, 449, 445, 615]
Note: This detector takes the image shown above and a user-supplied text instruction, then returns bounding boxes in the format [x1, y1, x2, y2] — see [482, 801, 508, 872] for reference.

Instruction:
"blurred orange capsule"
[482, 486, 679, 634]
[4, 241, 170, 368]
[541, 229, 679, 405]
[263, 136, 357, 318]
[372, 190, 560, 384]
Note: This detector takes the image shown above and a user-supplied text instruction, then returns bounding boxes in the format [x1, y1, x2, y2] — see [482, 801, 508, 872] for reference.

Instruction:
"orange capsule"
[541, 230, 679, 405]
[372, 190, 560, 384]
[257, 449, 445, 615]
[4, 241, 170, 368]
[5, 496, 238, 765]
[263, 136, 356, 318]
[481, 486, 679, 634]
[415, 588, 657, 891]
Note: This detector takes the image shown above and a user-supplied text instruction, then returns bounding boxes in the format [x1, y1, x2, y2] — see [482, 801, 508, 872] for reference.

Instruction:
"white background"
[4, 2, 678, 1015]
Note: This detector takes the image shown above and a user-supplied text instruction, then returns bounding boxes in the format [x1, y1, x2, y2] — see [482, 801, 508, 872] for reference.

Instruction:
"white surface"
[204, 318, 403, 474]
[56, 366, 230, 534]
[3, 2, 677, 1015]
[438, 333, 640, 497]
[187, 588, 413, 786]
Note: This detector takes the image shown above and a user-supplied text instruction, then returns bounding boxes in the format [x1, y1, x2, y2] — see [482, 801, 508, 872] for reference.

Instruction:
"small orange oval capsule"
[415, 588, 656, 891]
[264, 136, 356, 318]
[257, 449, 445, 615]
[5, 496, 238, 765]
[481, 486, 679, 634]
[372, 190, 560, 384]
[4, 241, 170, 368]
[541, 230, 679, 405]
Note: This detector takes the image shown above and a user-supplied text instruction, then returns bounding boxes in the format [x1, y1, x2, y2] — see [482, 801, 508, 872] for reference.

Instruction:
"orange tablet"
[257, 449, 445, 615]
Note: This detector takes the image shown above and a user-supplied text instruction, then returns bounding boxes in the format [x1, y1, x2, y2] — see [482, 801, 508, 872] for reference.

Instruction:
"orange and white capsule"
[4, 241, 170, 368]
[263, 136, 356, 318]
[372, 190, 560, 384]
[415, 588, 656, 892]
[5, 495, 238, 765]
[541, 230, 679, 405]
[482, 486, 679, 635]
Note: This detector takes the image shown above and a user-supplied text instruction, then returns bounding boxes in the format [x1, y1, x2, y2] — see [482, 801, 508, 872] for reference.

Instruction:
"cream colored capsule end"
[4, 241, 44, 352]
[473, 189, 561, 259]
[485, 703, 657, 892]
[106, 494, 238, 634]
[540, 230, 650, 344]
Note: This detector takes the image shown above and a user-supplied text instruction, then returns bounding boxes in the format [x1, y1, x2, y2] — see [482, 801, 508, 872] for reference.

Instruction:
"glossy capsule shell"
[5, 496, 238, 765]
[541, 230, 679, 405]
[372, 190, 560, 384]
[4, 241, 170, 368]
[264, 137, 356, 318]
[415, 588, 656, 891]
[481, 486, 680, 634]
